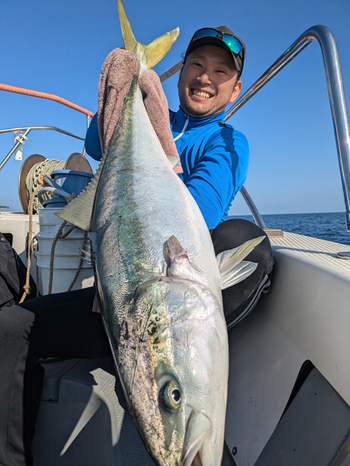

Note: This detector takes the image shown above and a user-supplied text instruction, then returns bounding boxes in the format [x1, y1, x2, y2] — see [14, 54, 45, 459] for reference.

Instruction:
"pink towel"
[98, 48, 182, 174]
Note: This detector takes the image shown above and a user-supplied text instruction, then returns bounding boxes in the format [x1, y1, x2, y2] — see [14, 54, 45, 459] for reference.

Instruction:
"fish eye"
[160, 380, 182, 410]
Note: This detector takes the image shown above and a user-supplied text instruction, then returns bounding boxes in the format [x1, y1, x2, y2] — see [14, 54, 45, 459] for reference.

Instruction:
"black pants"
[212, 219, 274, 329]
[0, 219, 273, 465]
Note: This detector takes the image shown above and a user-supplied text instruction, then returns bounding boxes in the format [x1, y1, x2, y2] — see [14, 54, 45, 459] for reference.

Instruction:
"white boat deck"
[271, 231, 350, 276]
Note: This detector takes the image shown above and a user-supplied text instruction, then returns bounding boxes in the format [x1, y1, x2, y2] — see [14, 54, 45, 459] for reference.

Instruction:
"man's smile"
[191, 89, 213, 99]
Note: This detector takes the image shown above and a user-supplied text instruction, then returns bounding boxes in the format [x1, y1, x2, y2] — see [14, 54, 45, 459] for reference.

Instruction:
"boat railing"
[0, 126, 86, 172]
[0, 83, 95, 172]
[161, 25, 350, 231]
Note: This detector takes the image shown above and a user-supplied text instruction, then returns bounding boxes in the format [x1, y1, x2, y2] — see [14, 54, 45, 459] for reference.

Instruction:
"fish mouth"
[181, 408, 212, 466]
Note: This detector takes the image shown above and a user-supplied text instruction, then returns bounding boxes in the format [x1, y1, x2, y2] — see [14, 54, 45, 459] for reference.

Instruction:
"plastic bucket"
[40, 170, 93, 208]
[36, 207, 94, 295]
[51, 170, 93, 194]
[36, 253, 94, 295]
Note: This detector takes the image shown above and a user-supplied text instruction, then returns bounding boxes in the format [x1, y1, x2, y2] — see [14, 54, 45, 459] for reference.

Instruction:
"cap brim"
[185, 37, 241, 74]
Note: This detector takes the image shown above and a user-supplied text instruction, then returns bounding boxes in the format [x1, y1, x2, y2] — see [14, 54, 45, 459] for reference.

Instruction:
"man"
[86, 26, 248, 231]
[0, 27, 273, 466]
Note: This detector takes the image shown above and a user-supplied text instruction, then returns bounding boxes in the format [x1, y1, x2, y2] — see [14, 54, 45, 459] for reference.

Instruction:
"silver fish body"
[92, 79, 229, 465]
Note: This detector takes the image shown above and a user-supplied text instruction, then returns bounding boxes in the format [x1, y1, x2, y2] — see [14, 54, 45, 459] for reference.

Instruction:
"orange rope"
[0, 83, 94, 118]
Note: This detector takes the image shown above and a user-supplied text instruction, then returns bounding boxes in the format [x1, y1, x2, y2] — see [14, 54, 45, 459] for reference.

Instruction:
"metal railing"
[161, 25, 350, 231]
[0, 126, 85, 172]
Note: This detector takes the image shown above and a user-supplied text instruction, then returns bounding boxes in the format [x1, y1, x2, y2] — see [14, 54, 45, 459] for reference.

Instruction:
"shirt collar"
[174, 107, 225, 129]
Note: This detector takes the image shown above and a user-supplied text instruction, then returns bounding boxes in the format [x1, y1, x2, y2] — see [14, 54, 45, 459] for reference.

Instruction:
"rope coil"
[26, 158, 65, 214]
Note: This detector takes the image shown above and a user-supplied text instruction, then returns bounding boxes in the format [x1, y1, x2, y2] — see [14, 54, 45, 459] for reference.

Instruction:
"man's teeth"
[192, 89, 211, 98]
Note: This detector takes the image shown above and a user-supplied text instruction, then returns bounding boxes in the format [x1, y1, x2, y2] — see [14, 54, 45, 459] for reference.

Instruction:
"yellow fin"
[116, 0, 179, 69]
[116, 0, 137, 52]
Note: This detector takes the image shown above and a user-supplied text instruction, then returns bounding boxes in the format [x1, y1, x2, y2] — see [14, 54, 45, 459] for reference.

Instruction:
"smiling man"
[171, 26, 247, 230]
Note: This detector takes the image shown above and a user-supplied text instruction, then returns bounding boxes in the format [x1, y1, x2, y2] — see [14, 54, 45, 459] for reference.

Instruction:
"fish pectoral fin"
[217, 236, 265, 290]
[165, 236, 205, 282]
[181, 408, 212, 466]
[166, 235, 188, 261]
[117, 0, 179, 69]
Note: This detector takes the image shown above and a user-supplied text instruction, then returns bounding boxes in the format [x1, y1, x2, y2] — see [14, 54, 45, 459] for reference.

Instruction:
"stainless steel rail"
[224, 25, 350, 230]
[0, 126, 85, 172]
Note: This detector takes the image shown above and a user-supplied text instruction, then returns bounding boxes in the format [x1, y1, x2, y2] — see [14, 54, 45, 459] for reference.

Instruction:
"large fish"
[57, 1, 262, 464]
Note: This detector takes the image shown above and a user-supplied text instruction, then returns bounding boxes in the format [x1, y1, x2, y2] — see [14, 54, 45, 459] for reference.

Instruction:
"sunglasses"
[191, 28, 243, 55]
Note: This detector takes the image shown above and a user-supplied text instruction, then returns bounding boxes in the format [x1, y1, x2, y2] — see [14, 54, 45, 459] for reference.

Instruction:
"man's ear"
[229, 80, 242, 104]
[177, 66, 183, 87]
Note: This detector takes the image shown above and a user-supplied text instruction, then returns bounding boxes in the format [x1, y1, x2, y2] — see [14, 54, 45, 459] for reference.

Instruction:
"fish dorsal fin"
[217, 236, 265, 290]
[55, 146, 109, 231]
[117, 0, 179, 70]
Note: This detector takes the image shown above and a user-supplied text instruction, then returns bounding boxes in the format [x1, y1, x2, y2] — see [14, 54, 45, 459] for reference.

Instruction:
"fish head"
[120, 276, 228, 466]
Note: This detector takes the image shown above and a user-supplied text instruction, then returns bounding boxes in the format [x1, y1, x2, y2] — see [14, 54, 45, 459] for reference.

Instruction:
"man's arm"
[179, 128, 249, 230]
[85, 113, 102, 161]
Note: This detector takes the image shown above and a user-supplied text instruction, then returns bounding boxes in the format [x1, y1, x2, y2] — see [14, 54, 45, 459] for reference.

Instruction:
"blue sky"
[1, 0, 349, 216]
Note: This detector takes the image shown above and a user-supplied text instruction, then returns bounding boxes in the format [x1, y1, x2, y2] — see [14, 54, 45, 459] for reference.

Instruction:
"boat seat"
[32, 357, 154, 466]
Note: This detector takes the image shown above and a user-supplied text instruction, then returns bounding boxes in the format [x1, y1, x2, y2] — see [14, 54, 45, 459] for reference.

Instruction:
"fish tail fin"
[117, 0, 179, 69]
[217, 236, 265, 290]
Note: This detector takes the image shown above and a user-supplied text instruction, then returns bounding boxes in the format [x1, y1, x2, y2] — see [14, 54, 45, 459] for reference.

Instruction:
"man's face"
[177, 45, 242, 118]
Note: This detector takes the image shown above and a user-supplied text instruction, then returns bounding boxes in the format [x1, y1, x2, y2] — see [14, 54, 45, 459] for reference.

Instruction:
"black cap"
[184, 26, 246, 78]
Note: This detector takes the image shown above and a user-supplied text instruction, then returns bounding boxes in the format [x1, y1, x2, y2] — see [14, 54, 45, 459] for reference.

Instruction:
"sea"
[228, 212, 350, 246]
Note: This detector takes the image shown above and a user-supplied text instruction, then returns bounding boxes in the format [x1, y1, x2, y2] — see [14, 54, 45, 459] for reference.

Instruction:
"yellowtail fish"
[57, 0, 262, 464]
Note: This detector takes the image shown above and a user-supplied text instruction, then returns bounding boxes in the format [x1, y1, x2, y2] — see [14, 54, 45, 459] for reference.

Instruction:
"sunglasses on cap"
[191, 28, 244, 55]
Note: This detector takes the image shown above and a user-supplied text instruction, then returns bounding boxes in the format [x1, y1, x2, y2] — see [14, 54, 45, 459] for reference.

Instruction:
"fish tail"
[116, 0, 179, 69]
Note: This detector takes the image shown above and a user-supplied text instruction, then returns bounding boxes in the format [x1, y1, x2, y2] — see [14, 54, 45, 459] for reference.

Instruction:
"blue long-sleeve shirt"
[170, 108, 248, 229]
[84, 108, 249, 230]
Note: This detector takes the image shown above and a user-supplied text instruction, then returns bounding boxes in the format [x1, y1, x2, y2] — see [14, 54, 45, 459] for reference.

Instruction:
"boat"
[1, 24, 350, 466]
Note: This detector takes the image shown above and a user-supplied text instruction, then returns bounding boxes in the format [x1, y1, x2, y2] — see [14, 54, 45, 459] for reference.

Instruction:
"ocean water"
[229, 212, 350, 246]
